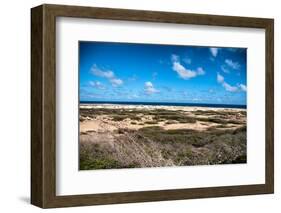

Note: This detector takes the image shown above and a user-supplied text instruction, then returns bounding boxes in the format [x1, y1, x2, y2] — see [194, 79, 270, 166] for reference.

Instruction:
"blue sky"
[79, 41, 247, 105]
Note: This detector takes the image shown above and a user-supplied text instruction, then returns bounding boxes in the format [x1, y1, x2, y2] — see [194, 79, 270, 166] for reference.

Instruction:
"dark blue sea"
[80, 101, 246, 109]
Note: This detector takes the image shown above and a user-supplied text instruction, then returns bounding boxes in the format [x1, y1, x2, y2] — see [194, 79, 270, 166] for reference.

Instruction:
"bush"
[144, 121, 158, 125]
[112, 115, 127, 121]
[80, 157, 121, 170]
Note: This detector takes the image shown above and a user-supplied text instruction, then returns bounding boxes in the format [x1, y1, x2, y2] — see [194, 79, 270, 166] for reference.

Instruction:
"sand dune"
[79, 104, 247, 170]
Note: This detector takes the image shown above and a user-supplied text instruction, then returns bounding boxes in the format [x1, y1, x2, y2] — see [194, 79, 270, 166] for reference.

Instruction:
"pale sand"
[80, 103, 245, 112]
[80, 119, 218, 132]
[80, 104, 246, 133]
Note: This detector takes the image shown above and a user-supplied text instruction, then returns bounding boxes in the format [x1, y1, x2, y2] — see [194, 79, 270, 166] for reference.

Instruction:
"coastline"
[80, 103, 246, 112]
[80, 101, 246, 109]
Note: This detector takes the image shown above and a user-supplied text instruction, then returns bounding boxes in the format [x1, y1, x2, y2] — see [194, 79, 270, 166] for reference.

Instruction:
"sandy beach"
[79, 104, 246, 170]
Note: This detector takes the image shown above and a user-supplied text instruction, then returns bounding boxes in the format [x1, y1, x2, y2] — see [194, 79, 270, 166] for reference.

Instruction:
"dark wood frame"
[31, 4, 274, 208]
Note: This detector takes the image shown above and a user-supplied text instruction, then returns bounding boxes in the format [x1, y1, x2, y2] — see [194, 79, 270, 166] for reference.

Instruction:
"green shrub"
[111, 115, 127, 121]
[80, 157, 121, 170]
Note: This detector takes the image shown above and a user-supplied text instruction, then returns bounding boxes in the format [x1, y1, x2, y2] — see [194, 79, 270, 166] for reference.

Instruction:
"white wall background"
[0, 0, 279, 212]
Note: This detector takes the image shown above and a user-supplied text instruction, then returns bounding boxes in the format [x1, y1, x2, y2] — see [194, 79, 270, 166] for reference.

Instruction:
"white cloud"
[222, 82, 238, 92]
[145, 81, 153, 87]
[225, 59, 240, 70]
[217, 73, 239, 92]
[171, 54, 179, 62]
[217, 73, 246, 93]
[171, 54, 205, 79]
[197, 67, 205, 75]
[91, 65, 114, 78]
[172, 61, 197, 79]
[221, 65, 230, 73]
[217, 73, 224, 83]
[144, 81, 159, 94]
[239, 84, 247, 92]
[110, 78, 123, 87]
[210, 48, 219, 57]
[89, 81, 105, 89]
[90, 64, 123, 87]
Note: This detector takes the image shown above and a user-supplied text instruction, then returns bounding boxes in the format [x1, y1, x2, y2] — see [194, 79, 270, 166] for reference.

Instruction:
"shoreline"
[80, 102, 246, 109]
[80, 103, 246, 112]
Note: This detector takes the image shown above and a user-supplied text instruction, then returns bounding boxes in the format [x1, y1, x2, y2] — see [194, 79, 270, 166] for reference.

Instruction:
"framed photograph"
[31, 4, 274, 208]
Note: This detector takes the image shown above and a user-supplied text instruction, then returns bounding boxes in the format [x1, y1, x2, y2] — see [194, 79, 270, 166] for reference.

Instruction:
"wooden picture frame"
[31, 4, 274, 208]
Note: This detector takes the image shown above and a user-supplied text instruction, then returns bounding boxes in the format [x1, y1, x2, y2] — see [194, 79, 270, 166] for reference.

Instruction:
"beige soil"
[80, 104, 245, 133]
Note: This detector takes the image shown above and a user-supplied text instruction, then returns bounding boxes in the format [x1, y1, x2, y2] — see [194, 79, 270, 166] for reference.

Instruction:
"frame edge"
[31, 5, 44, 208]
[265, 19, 274, 194]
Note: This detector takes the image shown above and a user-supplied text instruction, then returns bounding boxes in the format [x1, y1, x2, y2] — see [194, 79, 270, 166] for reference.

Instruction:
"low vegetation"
[79, 107, 247, 170]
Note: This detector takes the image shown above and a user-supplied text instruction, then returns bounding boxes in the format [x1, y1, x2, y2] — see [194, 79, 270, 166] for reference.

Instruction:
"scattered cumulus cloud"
[144, 81, 159, 95]
[171, 54, 205, 79]
[80, 43, 246, 105]
[217, 73, 224, 83]
[222, 82, 239, 92]
[210, 48, 219, 57]
[197, 67, 205, 75]
[171, 54, 180, 62]
[217, 73, 246, 93]
[145, 81, 153, 87]
[220, 59, 240, 74]
[110, 78, 123, 87]
[91, 65, 114, 78]
[172, 61, 197, 79]
[221, 65, 230, 73]
[239, 84, 247, 92]
[225, 59, 240, 70]
[90, 64, 123, 87]
[89, 81, 105, 89]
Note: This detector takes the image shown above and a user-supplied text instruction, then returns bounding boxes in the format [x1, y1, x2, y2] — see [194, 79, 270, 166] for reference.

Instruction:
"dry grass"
[79, 107, 247, 170]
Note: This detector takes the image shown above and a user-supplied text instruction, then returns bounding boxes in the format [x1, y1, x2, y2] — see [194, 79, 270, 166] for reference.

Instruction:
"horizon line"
[79, 100, 246, 107]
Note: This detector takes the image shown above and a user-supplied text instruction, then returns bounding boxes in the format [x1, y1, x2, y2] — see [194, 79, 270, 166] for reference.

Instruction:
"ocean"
[80, 101, 246, 109]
